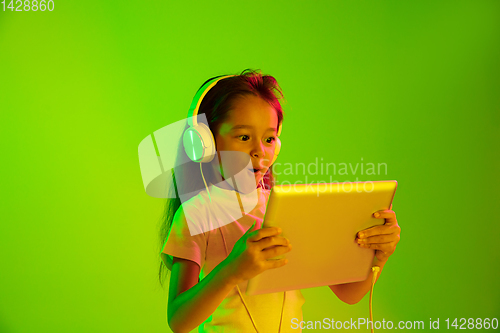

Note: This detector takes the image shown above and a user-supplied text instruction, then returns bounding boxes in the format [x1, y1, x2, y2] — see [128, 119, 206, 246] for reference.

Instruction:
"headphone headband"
[187, 74, 282, 136]
[187, 75, 236, 127]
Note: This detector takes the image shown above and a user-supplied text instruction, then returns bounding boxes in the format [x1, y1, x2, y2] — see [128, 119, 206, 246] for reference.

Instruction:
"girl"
[157, 69, 401, 332]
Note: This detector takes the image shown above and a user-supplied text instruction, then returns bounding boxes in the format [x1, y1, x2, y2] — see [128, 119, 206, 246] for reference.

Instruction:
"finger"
[357, 234, 397, 244]
[258, 235, 289, 249]
[265, 258, 288, 269]
[262, 245, 291, 261]
[389, 203, 393, 210]
[372, 210, 397, 225]
[357, 224, 399, 239]
[248, 226, 281, 242]
[359, 241, 395, 250]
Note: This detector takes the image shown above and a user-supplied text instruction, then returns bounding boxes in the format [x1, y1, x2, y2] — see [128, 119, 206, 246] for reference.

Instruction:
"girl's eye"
[237, 135, 276, 143]
[238, 135, 250, 141]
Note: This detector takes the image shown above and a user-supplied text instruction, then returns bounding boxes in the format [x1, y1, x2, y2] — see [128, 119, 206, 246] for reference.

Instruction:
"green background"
[1, 0, 499, 331]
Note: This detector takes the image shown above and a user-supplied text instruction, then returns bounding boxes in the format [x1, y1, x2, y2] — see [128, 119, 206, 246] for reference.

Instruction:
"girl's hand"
[356, 204, 401, 262]
[221, 220, 292, 285]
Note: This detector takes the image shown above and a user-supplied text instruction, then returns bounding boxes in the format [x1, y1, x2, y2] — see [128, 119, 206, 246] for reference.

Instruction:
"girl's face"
[212, 94, 279, 189]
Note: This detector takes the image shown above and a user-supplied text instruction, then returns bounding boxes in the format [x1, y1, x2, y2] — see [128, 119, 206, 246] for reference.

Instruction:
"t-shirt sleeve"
[160, 204, 208, 272]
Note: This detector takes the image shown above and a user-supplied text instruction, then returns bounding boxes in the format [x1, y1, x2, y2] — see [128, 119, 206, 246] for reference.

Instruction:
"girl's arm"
[329, 256, 387, 305]
[331, 207, 399, 304]
[167, 222, 291, 333]
[167, 257, 238, 333]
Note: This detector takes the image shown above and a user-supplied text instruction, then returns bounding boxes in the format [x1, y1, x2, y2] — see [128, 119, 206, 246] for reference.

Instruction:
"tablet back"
[246, 180, 398, 296]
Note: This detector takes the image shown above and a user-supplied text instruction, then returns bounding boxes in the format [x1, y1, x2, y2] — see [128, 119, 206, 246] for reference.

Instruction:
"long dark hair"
[157, 68, 286, 289]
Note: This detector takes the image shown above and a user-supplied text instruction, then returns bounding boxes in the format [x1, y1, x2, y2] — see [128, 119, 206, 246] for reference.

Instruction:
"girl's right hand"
[221, 221, 292, 285]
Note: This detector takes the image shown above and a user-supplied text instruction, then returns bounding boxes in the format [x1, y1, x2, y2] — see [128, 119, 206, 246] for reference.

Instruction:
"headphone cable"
[370, 265, 381, 333]
[199, 163, 285, 332]
[200, 163, 212, 203]
[220, 223, 261, 333]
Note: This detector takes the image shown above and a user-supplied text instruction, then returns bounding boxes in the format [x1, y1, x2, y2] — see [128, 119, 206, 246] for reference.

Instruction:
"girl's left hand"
[356, 204, 401, 262]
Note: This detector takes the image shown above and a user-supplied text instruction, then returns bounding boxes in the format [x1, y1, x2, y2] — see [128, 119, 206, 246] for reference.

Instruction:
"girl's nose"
[251, 141, 265, 158]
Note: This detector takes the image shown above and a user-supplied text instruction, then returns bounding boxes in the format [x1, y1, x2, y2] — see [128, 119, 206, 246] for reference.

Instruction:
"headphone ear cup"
[269, 137, 281, 166]
[183, 123, 216, 163]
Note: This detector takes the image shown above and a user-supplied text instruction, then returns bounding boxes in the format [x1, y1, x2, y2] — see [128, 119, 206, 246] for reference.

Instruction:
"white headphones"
[182, 74, 282, 166]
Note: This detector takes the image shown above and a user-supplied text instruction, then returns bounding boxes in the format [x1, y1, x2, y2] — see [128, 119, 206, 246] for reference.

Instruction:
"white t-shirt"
[161, 182, 305, 332]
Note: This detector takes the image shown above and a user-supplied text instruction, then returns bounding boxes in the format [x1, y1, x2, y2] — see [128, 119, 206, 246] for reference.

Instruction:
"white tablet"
[246, 180, 398, 296]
